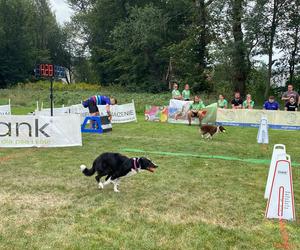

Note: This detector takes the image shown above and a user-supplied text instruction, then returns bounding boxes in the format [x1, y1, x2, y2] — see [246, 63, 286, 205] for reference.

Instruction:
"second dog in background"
[199, 125, 226, 139]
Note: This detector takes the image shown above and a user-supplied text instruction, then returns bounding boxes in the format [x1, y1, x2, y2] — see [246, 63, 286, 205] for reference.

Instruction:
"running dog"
[80, 152, 158, 192]
[200, 124, 226, 139]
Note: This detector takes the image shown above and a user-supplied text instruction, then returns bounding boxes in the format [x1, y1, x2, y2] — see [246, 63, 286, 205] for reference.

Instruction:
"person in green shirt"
[217, 94, 228, 108]
[243, 94, 254, 109]
[172, 83, 182, 100]
[188, 95, 206, 125]
[182, 84, 191, 101]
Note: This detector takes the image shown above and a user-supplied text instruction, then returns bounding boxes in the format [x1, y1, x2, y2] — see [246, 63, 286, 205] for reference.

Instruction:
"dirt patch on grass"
[0, 192, 71, 232]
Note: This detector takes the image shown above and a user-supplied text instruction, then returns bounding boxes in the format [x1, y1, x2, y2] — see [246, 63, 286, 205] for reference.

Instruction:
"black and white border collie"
[80, 152, 158, 192]
[200, 125, 226, 139]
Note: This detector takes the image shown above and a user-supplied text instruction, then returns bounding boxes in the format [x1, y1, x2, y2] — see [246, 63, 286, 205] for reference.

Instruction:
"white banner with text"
[0, 115, 82, 148]
[97, 101, 137, 123]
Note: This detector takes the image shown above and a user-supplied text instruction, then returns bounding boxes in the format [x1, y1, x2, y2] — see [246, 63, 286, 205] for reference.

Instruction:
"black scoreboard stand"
[34, 64, 66, 116]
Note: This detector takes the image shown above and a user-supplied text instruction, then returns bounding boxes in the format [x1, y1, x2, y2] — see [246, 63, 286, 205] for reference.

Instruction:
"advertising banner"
[0, 115, 82, 147]
[144, 105, 168, 122]
[168, 99, 217, 124]
[97, 101, 137, 123]
[216, 109, 300, 130]
[34, 107, 70, 116]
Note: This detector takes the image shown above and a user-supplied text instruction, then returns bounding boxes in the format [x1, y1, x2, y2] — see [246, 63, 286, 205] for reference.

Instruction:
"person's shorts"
[191, 110, 206, 117]
[88, 103, 99, 113]
[191, 111, 199, 117]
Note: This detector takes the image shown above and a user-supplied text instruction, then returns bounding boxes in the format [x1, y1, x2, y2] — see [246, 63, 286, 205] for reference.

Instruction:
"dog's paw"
[98, 182, 104, 189]
[80, 165, 86, 172]
[114, 189, 120, 193]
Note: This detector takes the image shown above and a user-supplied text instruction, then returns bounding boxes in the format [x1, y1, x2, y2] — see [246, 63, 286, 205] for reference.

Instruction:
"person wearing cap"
[263, 96, 279, 110]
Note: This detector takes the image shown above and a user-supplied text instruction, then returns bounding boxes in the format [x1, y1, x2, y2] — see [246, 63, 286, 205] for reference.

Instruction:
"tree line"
[1, 0, 299, 99]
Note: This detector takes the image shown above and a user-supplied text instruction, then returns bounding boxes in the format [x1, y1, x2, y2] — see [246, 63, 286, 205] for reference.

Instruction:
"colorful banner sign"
[144, 105, 168, 122]
[0, 115, 82, 147]
[168, 99, 217, 124]
[216, 109, 300, 130]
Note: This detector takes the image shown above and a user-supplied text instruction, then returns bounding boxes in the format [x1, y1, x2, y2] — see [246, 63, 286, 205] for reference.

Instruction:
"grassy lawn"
[0, 86, 299, 249]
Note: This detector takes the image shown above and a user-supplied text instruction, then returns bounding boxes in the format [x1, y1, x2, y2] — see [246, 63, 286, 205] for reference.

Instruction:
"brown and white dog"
[199, 125, 226, 139]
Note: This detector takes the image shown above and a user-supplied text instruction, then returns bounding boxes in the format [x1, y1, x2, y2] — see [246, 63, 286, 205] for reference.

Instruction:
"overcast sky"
[49, 0, 73, 25]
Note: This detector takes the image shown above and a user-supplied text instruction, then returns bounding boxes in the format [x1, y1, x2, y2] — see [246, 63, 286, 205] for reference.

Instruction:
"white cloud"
[49, 0, 73, 25]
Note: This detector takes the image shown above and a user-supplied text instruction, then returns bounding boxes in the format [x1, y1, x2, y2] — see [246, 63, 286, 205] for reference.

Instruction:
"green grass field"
[0, 86, 299, 249]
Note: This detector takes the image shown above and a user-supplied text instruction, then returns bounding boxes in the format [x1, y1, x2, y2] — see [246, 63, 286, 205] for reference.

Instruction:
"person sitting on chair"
[187, 95, 206, 126]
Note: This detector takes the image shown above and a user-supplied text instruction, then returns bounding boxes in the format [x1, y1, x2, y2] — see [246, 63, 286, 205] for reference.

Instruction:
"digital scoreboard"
[34, 64, 66, 78]
[33, 63, 67, 117]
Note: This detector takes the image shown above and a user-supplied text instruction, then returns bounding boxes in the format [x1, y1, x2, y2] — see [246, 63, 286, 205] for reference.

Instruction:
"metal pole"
[50, 77, 53, 116]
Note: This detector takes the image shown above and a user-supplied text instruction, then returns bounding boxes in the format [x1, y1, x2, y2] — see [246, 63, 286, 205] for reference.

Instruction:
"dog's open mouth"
[147, 167, 156, 173]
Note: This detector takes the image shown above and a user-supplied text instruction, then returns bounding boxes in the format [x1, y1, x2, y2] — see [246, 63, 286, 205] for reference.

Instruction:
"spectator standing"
[281, 84, 299, 104]
[172, 83, 182, 100]
[231, 92, 243, 109]
[263, 96, 279, 110]
[243, 94, 255, 109]
[182, 84, 191, 101]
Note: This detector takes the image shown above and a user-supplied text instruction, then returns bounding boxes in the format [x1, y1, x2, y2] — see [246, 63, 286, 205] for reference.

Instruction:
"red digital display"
[39, 64, 54, 77]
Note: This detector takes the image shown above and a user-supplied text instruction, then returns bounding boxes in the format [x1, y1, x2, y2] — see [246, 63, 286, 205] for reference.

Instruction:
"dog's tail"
[80, 163, 96, 176]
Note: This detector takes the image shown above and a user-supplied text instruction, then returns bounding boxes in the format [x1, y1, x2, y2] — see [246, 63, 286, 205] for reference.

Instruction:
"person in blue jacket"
[82, 95, 117, 125]
[263, 96, 279, 110]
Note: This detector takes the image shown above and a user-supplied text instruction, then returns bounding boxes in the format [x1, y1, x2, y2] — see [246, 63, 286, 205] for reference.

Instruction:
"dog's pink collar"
[133, 158, 140, 171]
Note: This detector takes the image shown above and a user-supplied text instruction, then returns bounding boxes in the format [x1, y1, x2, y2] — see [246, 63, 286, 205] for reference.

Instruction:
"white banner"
[34, 107, 70, 116]
[0, 115, 82, 148]
[69, 104, 89, 123]
[216, 109, 300, 130]
[97, 101, 137, 123]
[0, 104, 11, 115]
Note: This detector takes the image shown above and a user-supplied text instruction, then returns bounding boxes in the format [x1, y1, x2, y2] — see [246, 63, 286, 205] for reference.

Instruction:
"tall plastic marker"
[264, 144, 286, 199]
[265, 158, 295, 221]
[257, 116, 269, 144]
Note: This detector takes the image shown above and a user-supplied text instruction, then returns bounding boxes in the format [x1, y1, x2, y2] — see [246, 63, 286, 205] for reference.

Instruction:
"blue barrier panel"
[81, 116, 103, 134]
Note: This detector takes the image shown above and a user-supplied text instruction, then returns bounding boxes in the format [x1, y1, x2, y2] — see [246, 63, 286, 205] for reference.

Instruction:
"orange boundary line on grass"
[274, 220, 293, 250]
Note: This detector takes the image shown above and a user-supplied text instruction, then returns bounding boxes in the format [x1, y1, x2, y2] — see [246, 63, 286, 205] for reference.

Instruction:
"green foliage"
[0, 0, 71, 87]
[106, 4, 169, 91]
[246, 66, 269, 103]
